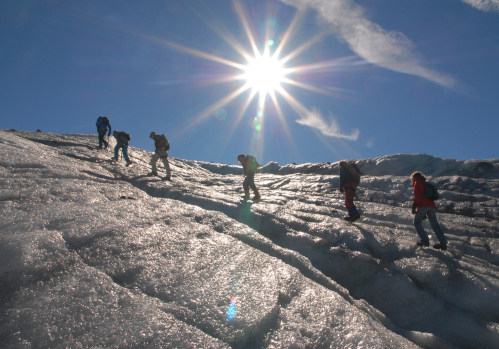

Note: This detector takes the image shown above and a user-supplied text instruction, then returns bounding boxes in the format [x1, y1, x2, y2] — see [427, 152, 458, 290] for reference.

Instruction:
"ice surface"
[0, 130, 498, 348]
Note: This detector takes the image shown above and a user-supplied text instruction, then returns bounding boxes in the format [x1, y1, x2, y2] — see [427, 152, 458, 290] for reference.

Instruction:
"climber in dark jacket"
[238, 153, 260, 201]
[339, 160, 361, 222]
[96, 116, 111, 149]
[112, 130, 132, 166]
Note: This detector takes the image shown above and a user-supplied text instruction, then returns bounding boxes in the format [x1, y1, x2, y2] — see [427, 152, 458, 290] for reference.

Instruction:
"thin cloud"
[461, 0, 499, 11]
[280, 0, 458, 89]
[296, 108, 359, 140]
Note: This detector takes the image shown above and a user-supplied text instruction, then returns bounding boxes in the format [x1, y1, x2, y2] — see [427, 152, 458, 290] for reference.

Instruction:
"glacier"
[0, 129, 498, 348]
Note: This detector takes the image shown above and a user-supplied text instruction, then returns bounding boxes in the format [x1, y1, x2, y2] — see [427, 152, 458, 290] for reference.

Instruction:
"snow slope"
[1, 130, 498, 348]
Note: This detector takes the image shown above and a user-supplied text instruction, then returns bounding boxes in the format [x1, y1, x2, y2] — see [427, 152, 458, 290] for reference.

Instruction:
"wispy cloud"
[461, 0, 499, 11]
[296, 108, 359, 140]
[280, 0, 458, 89]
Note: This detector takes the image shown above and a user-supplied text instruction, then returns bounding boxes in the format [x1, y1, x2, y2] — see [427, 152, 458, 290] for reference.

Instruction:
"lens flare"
[226, 296, 237, 323]
[214, 108, 228, 121]
[250, 116, 262, 132]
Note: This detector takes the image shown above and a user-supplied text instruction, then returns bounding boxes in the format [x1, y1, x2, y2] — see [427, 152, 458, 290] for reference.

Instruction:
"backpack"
[115, 131, 130, 141]
[248, 155, 259, 171]
[424, 181, 439, 200]
[96, 116, 109, 127]
[161, 134, 170, 151]
[96, 116, 103, 127]
[345, 162, 361, 184]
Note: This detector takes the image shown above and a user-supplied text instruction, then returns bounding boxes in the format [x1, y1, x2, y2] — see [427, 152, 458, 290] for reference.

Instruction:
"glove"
[411, 204, 417, 214]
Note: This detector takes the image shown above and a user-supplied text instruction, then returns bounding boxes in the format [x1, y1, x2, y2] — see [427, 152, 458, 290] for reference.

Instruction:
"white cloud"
[461, 0, 499, 11]
[279, 0, 458, 89]
[296, 108, 359, 140]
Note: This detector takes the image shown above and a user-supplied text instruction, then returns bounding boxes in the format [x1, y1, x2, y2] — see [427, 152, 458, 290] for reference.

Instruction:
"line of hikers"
[96, 116, 447, 251]
[337, 161, 446, 250]
[96, 116, 171, 180]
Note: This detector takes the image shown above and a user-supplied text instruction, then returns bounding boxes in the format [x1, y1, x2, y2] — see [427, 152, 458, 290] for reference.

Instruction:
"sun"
[152, 1, 356, 146]
[243, 51, 286, 96]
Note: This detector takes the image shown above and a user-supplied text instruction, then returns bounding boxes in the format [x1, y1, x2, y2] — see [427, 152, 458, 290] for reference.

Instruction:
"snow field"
[1, 130, 498, 348]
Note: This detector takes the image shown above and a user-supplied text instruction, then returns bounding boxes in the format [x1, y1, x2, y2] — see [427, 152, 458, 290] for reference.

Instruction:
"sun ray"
[158, 39, 246, 70]
[196, 13, 254, 62]
[286, 56, 367, 74]
[269, 88, 295, 144]
[276, 85, 312, 119]
[233, 1, 260, 58]
[282, 77, 341, 97]
[221, 89, 259, 152]
[279, 31, 328, 65]
[177, 84, 250, 138]
[272, 8, 306, 60]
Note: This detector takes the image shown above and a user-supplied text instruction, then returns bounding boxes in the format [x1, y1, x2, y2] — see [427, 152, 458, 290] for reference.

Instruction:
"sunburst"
[242, 48, 286, 97]
[146, 1, 355, 158]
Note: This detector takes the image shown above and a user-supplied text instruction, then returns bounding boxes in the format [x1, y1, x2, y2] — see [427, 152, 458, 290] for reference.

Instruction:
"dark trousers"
[98, 128, 108, 148]
[243, 172, 257, 192]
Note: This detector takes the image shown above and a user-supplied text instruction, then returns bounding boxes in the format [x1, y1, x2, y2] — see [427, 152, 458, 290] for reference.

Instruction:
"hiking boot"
[417, 240, 430, 247]
[148, 171, 158, 176]
[433, 243, 447, 250]
[350, 213, 360, 222]
[252, 194, 261, 201]
[164, 176, 171, 181]
[344, 213, 360, 222]
[126, 161, 133, 167]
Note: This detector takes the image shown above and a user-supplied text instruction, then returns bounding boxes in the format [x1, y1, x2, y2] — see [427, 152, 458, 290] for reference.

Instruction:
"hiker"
[149, 131, 171, 180]
[237, 153, 260, 201]
[112, 130, 132, 166]
[411, 171, 447, 250]
[96, 116, 111, 149]
[339, 160, 361, 222]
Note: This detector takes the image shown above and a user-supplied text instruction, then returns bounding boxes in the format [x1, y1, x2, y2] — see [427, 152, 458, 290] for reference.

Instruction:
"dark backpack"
[161, 134, 170, 151]
[424, 181, 439, 200]
[96, 117, 103, 127]
[96, 116, 109, 127]
[350, 163, 361, 184]
[343, 162, 361, 184]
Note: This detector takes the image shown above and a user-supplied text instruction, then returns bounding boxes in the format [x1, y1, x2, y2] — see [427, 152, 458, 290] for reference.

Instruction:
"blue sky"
[1, 0, 498, 165]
